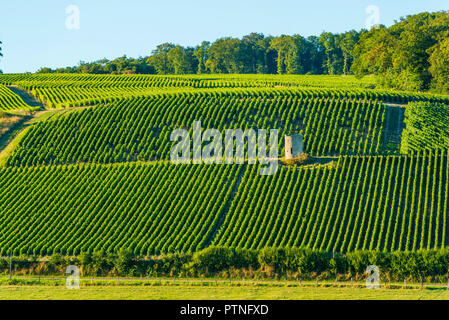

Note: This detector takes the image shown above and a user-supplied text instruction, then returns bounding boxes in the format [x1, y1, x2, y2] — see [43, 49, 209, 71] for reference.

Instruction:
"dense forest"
[26, 11, 449, 94]
[352, 11, 449, 93]
[37, 32, 355, 76]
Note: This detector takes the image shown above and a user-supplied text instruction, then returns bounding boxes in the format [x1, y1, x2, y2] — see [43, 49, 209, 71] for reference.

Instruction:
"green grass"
[1, 284, 449, 300]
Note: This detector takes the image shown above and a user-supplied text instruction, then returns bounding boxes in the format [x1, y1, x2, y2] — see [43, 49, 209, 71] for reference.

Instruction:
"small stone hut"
[285, 134, 304, 159]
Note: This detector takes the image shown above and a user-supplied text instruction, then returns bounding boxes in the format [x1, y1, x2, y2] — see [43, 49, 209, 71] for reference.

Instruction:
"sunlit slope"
[1, 73, 448, 109]
[401, 102, 449, 154]
[0, 152, 447, 256]
[0, 84, 31, 111]
[0, 163, 241, 256]
[6, 89, 389, 166]
[214, 152, 449, 252]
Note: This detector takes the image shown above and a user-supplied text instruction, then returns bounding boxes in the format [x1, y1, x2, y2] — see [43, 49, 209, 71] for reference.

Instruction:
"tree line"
[38, 31, 360, 76]
[34, 11, 449, 94]
[352, 11, 449, 93]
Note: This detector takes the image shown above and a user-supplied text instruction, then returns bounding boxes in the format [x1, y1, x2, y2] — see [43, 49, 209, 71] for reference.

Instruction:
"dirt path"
[0, 106, 94, 165]
[384, 103, 408, 108]
[0, 110, 53, 165]
[0, 115, 32, 151]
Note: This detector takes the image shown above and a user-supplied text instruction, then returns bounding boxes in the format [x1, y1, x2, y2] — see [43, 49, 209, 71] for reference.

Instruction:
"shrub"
[283, 153, 311, 166]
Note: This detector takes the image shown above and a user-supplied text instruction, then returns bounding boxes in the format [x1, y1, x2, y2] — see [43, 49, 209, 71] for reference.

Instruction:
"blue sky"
[0, 0, 447, 73]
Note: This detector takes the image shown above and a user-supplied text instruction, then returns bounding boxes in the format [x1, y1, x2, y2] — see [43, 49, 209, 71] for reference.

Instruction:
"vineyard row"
[0, 152, 447, 256]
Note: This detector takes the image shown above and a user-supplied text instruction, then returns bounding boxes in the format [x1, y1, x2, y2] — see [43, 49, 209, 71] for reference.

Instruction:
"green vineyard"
[0, 73, 448, 258]
[0, 152, 448, 255]
[214, 151, 449, 252]
[401, 102, 449, 153]
[1, 74, 449, 109]
[0, 163, 242, 255]
[0, 84, 30, 111]
[6, 90, 386, 166]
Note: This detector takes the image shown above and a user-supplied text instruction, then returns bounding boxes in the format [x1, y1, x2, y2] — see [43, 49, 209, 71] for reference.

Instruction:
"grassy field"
[1, 284, 449, 300]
